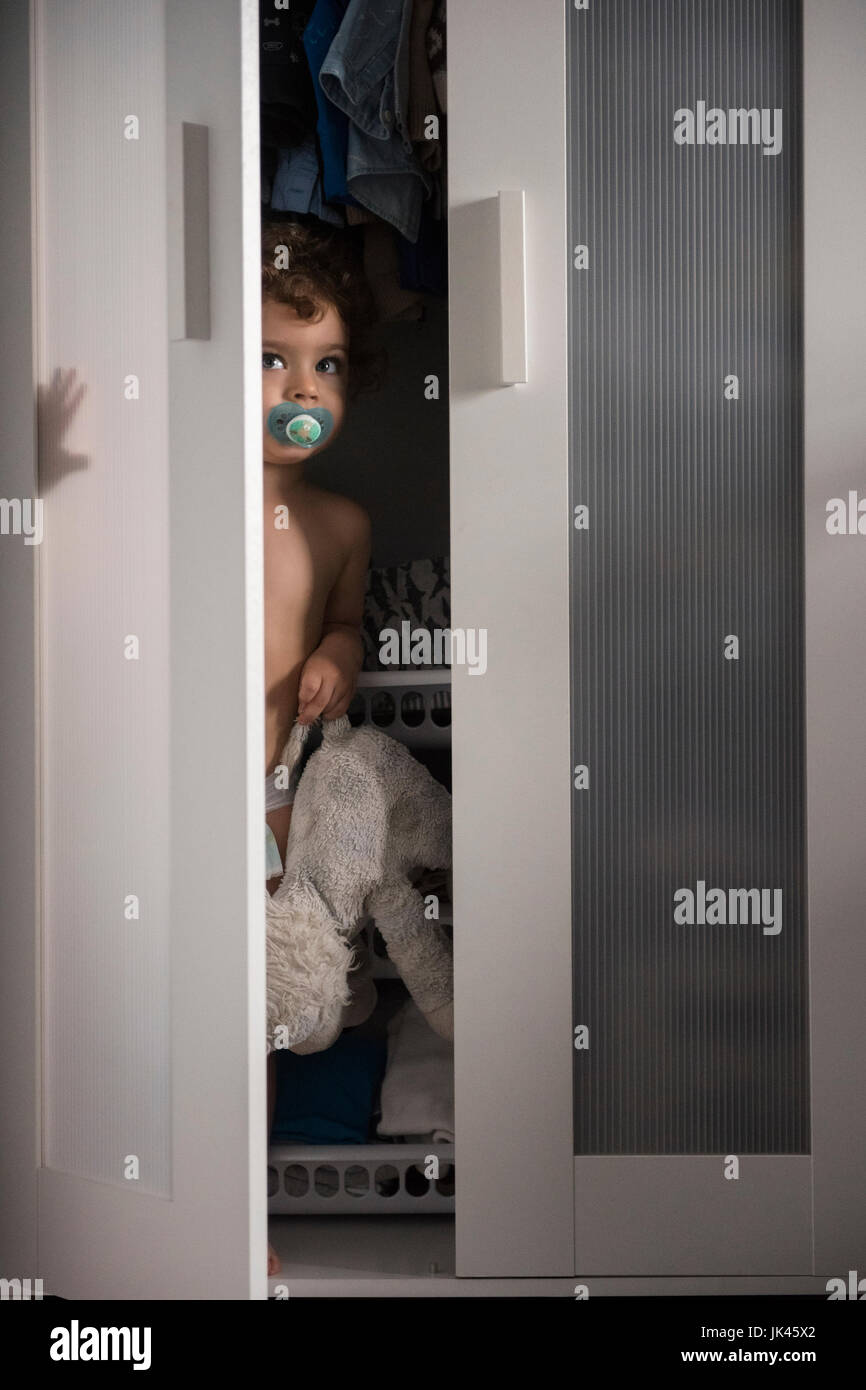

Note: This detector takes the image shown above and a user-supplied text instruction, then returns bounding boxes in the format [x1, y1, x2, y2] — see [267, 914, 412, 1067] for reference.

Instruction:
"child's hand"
[296, 649, 355, 725]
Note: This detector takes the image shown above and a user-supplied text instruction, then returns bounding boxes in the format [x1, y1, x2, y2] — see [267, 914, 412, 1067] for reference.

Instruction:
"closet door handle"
[497, 189, 527, 385]
[168, 122, 211, 341]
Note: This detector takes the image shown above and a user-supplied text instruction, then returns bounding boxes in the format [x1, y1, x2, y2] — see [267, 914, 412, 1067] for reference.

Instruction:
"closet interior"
[261, 0, 456, 1285]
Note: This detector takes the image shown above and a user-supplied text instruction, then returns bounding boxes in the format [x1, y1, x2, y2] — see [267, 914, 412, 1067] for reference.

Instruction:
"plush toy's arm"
[365, 878, 453, 1042]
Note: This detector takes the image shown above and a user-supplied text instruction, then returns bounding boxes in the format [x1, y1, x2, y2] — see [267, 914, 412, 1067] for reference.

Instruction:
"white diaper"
[265, 765, 297, 880]
[265, 722, 324, 882]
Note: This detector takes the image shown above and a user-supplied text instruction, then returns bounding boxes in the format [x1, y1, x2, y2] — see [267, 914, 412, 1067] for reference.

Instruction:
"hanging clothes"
[302, 0, 367, 214]
[316, 0, 434, 243]
[260, 1, 448, 313]
[260, 0, 319, 204]
[260, 1, 318, 118]
[362, 218, 425, 322]
[407, 0, 440, 168]
[426, 0, 447, 116]
[345, 203, 380, 226]
[396, 201, 447, 297]
[270, 135, 346, 226]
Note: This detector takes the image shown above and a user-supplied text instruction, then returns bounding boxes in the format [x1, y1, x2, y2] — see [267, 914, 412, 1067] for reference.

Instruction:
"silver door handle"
[168, 122, 210, 341]
[497, 189, 527, 385]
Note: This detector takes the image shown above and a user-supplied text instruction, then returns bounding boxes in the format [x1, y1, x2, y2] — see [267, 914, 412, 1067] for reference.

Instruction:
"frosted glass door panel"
[569, 0, 808, 1154]
[37, 0, 171, 1195]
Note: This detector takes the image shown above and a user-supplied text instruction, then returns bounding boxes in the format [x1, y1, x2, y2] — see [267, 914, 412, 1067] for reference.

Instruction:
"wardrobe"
[1, 0, 864, 1300]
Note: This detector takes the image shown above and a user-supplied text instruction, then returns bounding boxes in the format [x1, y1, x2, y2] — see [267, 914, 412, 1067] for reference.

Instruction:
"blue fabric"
[270, 137, 318, 213]
[317, 0, 432, 242]
[303, 0, 361, 209]
[397, 203, 447, 296]
[271, 1030, 387, 1145]
[270, 138, 345, 226]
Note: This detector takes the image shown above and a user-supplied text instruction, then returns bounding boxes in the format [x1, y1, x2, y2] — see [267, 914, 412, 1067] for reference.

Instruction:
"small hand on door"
[37, 366, 89, 489]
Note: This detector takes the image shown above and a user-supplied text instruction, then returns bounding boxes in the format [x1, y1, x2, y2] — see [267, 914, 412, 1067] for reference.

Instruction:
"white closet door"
[449, 2, 575, 1275]
[452, 0, 865, 1286]
[567, 0, 812, 1276]
[31, 0, 264, 1299]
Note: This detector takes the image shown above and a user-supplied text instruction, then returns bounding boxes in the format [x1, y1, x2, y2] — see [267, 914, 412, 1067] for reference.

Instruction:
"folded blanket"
[266, 716, 453, 1055]
[376, 999, 454, 1141]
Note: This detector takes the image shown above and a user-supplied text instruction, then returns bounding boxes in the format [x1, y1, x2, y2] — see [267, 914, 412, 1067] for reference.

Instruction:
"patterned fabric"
[362, 555, 450, 670]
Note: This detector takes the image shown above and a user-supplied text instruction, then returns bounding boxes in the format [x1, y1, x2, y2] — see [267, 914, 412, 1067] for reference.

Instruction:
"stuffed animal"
[266, 715, 453, 1055]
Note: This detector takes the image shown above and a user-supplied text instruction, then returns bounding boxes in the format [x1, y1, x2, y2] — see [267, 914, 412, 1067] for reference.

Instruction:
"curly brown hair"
[261, 217, 386, 400]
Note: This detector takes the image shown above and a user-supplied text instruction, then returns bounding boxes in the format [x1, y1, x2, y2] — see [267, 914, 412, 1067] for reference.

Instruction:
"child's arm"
[297, 504, 371, 725]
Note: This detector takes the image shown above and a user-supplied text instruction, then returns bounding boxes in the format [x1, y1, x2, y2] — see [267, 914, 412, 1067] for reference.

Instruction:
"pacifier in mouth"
[267, 403, 334, 449]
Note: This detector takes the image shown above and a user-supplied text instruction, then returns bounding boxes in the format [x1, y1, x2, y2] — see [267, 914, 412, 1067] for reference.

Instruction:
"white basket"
[350, 670, 451, 749]
[268, 1143, 455, 1215]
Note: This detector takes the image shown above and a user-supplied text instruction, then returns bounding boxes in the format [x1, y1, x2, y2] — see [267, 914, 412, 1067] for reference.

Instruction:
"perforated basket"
[350, 670, 451, 749]
[268, 1142, 455, 1215]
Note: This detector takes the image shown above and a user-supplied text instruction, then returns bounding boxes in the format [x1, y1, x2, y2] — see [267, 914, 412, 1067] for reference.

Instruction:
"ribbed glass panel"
[568, 0, 808, 1153]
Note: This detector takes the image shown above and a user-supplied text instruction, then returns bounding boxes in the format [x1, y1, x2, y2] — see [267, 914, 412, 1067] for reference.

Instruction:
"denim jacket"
[318, 0, 433, 242]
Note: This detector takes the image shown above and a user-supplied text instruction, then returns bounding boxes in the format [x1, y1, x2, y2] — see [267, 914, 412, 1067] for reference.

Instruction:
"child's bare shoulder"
[307, 484, 371, 549]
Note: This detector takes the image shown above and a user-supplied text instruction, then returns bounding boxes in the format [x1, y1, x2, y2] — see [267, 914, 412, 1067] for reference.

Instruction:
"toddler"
[261, 219, 383, 1273]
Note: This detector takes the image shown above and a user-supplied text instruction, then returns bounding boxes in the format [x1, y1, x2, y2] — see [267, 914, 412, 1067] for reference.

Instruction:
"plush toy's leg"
[337, 934, 378, 1029]
[292, 936, 378, 1050]
[285, 1008, 345, 1055]
[266, 877, 354, 1054]
[365, 880, 453, 1042]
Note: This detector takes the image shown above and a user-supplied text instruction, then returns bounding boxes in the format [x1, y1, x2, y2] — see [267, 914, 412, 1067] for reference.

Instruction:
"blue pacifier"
[267, 403, 334, 449]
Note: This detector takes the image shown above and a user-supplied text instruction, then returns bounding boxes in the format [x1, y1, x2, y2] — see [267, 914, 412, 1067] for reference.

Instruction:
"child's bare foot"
[268, 1241, 281, 1275]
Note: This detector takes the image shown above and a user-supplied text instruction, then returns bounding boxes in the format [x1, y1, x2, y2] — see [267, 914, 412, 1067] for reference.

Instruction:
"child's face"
[261, 297, 349, 467]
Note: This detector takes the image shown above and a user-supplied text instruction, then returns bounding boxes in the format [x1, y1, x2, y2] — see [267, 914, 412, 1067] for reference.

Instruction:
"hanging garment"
[302, 0, 367, 218]
[260, 0, 319, 208]
[361, 218, 425, 323]
[407, 0, 440, 171]
[269, 136, 346, 226]
[429, 157, 444, 222]
[426, 0, 446, 115]
[406, 0, 446, 222]
[345, 202, 379, 226]
[260, 0, 320, 155]
[396, 200, 447, 296]
[318, 0, 434, 243]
